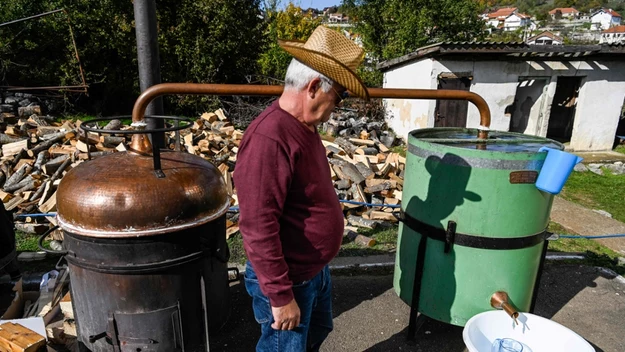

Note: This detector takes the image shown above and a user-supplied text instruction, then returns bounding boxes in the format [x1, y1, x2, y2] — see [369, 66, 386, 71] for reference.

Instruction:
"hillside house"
[601, 25, 625, 44]
[526, 31, 563, 45]
[328, 13, 349, 23]
[549, 7, 580, 20]
[591, 8, 622, 30]
[484, 7, 533, 31]
[377, 42, 625, 152]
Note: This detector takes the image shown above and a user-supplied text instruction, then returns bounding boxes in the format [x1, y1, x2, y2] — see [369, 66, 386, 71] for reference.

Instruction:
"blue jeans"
[245, 263, 333, 352]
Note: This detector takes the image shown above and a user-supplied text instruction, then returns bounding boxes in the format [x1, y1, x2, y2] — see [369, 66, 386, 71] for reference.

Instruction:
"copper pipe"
[131, 83, 492, 137]
[367, 88, 491, 130]
[491, 291, 519, 325]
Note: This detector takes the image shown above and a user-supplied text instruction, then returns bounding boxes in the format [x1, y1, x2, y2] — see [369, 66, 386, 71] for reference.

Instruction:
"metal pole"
[0, 8, 64, 27]
[133, 0, 165, 148]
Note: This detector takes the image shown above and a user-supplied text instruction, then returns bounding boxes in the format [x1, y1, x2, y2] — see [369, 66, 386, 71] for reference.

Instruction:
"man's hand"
[271, 299, 300, 330]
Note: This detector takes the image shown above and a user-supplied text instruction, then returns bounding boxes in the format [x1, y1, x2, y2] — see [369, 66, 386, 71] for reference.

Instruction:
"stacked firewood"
[0, 105, 126, 236]
[2, 106, 403, 246]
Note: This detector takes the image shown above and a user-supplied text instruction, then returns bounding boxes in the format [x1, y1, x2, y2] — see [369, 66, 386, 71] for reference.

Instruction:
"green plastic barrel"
[394, 128, 564, 327]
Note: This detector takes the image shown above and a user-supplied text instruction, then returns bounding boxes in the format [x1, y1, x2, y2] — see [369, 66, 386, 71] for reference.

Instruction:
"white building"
[600, 25, 625, 44]
[526, 31, 563, 45]
[504, 13, 532, 31]
[377, 42, 625, 152]
[591, 8, 622, 30]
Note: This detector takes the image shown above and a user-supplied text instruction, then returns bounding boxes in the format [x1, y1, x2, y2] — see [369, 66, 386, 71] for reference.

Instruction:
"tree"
[343, 0, 486, 61]
[0, 0, 266, 115]
[257, 2, 321, 80]
[554, 0, 576, 7]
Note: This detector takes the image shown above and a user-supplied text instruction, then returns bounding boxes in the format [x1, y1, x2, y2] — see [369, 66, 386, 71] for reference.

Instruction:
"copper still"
[55, 117, 231, 351]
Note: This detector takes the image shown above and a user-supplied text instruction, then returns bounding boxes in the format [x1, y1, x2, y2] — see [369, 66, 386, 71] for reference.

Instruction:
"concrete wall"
[383, 59, 435, 138]
[382, 58, 625, 151]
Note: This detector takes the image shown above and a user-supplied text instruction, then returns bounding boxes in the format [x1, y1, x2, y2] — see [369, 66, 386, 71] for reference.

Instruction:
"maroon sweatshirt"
[233, 101, 344, 307]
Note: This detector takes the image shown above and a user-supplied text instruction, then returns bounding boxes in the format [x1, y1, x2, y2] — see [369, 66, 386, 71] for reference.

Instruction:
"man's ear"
[306, 77, 322, 99]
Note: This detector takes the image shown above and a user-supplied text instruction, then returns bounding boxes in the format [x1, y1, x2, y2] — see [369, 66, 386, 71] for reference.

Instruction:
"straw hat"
[278, 26, 370, 101]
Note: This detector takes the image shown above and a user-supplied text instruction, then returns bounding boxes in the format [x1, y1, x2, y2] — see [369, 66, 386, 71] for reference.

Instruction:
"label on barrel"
[509, 171, 538, 184]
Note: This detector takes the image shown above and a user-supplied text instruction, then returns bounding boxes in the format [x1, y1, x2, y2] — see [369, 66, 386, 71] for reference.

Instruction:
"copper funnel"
[490, 291, 519, 325]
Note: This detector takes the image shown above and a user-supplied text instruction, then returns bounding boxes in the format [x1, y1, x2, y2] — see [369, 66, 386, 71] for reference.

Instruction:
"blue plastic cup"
[535, 147, 583, 195]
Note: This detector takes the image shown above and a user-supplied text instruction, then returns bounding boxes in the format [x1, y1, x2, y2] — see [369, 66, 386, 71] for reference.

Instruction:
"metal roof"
[377, 42, 625, 71]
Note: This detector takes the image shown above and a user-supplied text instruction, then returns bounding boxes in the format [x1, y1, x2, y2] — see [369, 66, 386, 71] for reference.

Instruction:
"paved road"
[551, 196, 625, 255]
[210, 264, 625, 352]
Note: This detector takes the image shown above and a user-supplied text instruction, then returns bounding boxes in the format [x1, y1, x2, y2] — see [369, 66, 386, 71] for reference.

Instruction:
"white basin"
[463, 310, 595, 352]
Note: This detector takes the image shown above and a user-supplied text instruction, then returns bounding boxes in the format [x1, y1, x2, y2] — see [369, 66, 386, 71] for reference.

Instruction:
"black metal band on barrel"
[64, 250, 205, 274]
[399, 211, 546, 250]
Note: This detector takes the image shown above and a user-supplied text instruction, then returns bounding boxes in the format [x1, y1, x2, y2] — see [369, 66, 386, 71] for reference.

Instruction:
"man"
[233, 26, 369, 351]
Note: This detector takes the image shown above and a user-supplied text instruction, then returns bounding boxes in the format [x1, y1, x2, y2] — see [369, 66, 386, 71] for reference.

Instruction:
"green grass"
[338, 225, 398, 257]
[547, 221, 625, 275]
[389, 146, 406, 157]
[560, 170, 625, 223]
[615, 145, 625, 155]
[15, 230, 50, 253]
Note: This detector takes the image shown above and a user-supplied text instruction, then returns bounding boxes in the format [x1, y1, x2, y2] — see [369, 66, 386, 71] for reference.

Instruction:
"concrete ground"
[210, 264, 625, 352]
[570, 151, 625, 164]
[550, 196, 625, 255]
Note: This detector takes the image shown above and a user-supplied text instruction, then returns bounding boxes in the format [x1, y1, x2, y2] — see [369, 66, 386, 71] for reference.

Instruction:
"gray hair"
[284, 59, 334, 93]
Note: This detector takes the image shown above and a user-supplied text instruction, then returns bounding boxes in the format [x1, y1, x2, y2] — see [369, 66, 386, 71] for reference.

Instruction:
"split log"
[42, 155, 70, 176]
[5, 175, 37, 193]
[334, 137, 358, 155]
[4, 164, 32, 190]
[347, 215, 378, 229]
[37, 126, 62, 136]
[0, 190, 12, 202]
[14, 158, 34, 171]
[100, 136, 125, 147]
[33, 151, 48, 170]
[354, 162, 375, 180]
[39, 190, 57, 213]
[103, 119, 122, 130]
[340, 163, 365, 184]
[344, 230, 376, 247]
[349, 138, 376, 147]
[335, 179, 351, 190]
[34, 158, 71, 203]
[364, 181, 392, 194]
[201, 112, 218, 123]
[17, 105, 41, 117]
[27, 131, 67, 157]
[369, 211, 398, 222]
[0, 133, 23, 145]
[15, 178, 41, 194]
[78, 151, 114, 160]
[4, 195, 25, 211]
[214, 108, 227, 121]
[2, 139, 28, 156]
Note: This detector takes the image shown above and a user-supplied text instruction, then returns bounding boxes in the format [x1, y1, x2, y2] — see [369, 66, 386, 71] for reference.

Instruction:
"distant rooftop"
[377, 42, 625, 71]
[603, 25, 625, 33]
[549, 7, 579, 15]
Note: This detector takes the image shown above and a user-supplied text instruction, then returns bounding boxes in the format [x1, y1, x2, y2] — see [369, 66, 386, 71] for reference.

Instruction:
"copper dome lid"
[57, 150, 229, 238]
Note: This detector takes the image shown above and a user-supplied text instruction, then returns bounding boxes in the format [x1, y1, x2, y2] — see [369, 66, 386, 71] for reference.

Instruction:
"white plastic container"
[463, 311, 595, 352]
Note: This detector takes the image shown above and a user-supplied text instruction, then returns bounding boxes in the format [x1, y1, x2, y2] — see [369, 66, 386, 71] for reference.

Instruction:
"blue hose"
[558, 234, 625, 239]
[14, 212, 625, 240]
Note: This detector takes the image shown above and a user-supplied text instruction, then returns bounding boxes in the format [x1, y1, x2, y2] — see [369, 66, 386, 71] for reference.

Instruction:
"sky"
[283, 0, 343, 10]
